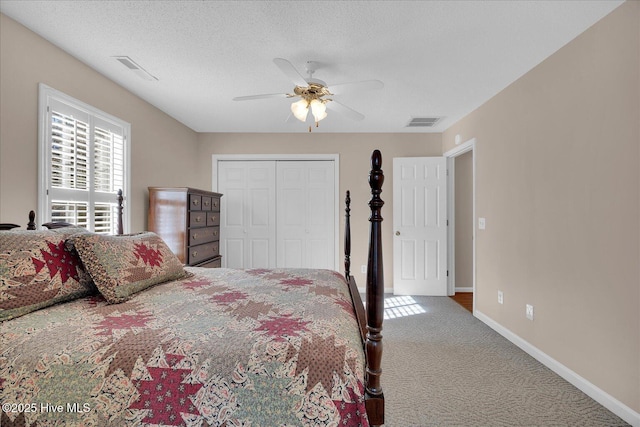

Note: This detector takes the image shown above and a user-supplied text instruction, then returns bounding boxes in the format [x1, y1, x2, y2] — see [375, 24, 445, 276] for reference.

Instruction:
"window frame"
[38, 83, 131, 233]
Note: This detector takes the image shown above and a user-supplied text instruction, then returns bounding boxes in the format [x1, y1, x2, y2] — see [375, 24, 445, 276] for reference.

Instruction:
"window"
[39, 84, 130, 233]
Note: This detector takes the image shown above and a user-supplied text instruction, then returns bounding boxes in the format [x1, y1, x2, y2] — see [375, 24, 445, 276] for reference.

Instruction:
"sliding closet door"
[276, 161, 335, 269]
[218, 161, 276, 268]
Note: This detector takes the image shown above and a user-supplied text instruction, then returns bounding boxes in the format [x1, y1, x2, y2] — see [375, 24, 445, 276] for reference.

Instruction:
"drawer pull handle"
[193, 199, 199, 205]
[192, 251, 198, 257]
[214, 201, 218, 207]
[204, 201, 210, 206]
[214, 231, 218, 236]
[193, 233, 199, 239]
[212, 216, 216, 221]
[196, 216, 202, 222]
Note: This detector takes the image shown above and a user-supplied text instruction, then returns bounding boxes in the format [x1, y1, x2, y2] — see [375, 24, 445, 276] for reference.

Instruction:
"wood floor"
[450, 292, 473, 312]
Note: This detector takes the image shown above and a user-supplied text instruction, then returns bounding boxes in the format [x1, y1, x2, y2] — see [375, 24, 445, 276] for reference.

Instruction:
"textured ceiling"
[0, 1, 624, 133]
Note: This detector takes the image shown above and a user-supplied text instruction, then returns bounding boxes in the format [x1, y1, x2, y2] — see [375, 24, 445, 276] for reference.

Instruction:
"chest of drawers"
[148, 187, 223, 267]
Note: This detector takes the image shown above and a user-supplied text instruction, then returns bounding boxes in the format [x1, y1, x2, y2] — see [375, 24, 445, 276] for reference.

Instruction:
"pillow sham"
[70, 231, 190, 303]
[0, 229, 95, 321]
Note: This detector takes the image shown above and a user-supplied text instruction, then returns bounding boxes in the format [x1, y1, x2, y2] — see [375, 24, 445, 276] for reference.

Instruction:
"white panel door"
[218, 161, 276, 268]
[393, 157, 448, 295]
[277, 161, 335, 269]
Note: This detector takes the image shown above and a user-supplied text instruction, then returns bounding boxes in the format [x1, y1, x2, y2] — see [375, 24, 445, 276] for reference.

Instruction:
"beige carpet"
[380, 295, 629, 427]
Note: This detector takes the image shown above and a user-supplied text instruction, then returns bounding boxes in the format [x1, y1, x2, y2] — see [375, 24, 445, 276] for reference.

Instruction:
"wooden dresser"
[148, 187, 222, 268]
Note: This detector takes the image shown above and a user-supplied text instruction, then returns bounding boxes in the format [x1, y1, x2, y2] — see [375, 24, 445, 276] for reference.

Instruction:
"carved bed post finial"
[117, 189, 124, 235]
[344, 190, 351, 279]
[366, 149, 384, 424]
[27, 210, 36, 230]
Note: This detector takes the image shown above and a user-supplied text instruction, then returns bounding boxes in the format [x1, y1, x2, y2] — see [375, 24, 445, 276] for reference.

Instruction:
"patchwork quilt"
[0, 268, 369, 427]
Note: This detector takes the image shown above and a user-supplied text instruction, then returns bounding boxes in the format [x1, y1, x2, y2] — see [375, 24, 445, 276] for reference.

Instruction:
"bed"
[0, 151, 385, 427]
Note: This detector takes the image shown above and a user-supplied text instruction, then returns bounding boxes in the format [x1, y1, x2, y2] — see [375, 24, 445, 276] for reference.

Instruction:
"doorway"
[444, 138, 476, 313]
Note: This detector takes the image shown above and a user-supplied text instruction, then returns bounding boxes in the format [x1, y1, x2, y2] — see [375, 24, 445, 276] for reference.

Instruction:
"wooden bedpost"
[27, 210, 36, 230]
[344, 190, 351, 279]
[365, 149, 384, 426]
[117, 189, 124, 235]
[345, 189, 368, 345]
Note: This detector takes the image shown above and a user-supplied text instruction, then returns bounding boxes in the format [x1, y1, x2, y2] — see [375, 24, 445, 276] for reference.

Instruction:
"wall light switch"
[498, 291, 504, 305]
[361, 265, 366, 274]
[526, 304, 534, 321]
[478, 218, 486, 230]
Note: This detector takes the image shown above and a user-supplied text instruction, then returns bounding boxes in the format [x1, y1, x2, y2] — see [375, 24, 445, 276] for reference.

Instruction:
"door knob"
[395, 231, 400, 236]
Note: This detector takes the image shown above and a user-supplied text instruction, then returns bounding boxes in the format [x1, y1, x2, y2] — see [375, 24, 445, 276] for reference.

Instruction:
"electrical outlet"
[526, 304, 534, 320]
[361, 265, 366, 274]
[478, 217, 486, 230]
[498, 291, 504, 305]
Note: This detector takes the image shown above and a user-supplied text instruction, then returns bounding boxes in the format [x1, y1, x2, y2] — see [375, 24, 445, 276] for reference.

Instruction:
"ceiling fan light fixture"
[310, 99, 327, 122]
[291, 99, 309, 122]
[236, 58, 382, 131]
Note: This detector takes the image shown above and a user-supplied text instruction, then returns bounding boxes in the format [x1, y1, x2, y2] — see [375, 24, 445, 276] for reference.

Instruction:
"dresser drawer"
[189, 211, 208, 228]
[201, 196, 213, 211]
[211, 197, 220, 212]
[189, 194, 202, 211]
[193, 256, 222, 268]
[148, 187, 222, 266]
[206, 211, 220, 226]
[188, 241, 219, 265]
[188, 226, 220, 246]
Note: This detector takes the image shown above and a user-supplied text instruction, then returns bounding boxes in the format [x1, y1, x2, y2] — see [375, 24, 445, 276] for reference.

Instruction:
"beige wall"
[3, 4, 638, 419]
[0, 14, 200, 232]
[195, 132, 442, 288]
[443, 1, 639, 414]
[454, 150, 473, 289]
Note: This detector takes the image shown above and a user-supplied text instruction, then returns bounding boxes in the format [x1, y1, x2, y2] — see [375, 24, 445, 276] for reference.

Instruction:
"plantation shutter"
[44, 94, 127, 234]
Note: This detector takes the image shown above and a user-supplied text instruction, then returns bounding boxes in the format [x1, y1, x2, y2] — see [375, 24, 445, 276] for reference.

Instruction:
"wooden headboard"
[0, 189, 124, 234]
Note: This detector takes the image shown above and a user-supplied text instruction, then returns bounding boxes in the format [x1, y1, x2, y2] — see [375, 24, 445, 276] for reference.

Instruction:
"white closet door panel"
[309, 188, 330, 226]
[282, 239, 303, 268]
[250, 188, 270, 227]
[277, 161, 334, 269]
[309, 238, 329, 268]
[225, 188, 244, 227]
[218, 161, 276, 268]
[250, 239, 270, 268]
[218, 158, 335, 270]
[225, 239, 244, 269]
[282, 188, 306, 226]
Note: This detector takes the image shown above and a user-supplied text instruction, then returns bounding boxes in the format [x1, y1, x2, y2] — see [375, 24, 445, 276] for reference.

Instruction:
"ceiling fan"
[233, 58, 384, 131]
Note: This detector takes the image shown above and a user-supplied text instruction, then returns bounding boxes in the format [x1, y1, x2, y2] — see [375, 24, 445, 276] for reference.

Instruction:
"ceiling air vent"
[113, 56, 158, 81]
[406, 117, 442, 128]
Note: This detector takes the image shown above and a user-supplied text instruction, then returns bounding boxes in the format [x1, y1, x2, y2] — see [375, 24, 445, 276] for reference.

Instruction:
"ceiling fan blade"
[327, 79, 384, 95]
[326, 100, 365, 121]
[273, 58, 308, 88]
[232, 93, 289, 101]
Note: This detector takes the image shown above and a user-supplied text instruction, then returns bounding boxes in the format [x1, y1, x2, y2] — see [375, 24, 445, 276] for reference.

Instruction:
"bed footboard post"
[117, 189, 124, 235]
[366, 150, 384, 425]
[27, 210, 36, 230]
[344, 190, 351, 279]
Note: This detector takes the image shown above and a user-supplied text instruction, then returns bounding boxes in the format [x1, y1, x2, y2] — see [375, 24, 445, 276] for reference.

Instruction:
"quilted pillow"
[0, 229, 95, 321]
[71, 231, 190, 303]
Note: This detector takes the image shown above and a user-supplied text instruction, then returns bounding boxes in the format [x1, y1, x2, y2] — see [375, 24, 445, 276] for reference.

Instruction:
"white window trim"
[38, 83, 131, 232]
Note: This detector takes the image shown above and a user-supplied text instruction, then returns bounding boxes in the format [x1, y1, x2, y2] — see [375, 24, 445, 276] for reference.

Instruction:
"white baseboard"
[475, 310, 640, 427]
[455, 286, 473, 293]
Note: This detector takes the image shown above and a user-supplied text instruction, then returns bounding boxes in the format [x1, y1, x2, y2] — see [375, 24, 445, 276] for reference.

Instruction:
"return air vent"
[113, 56, 158, 81]
[406, 117, 442, 127]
